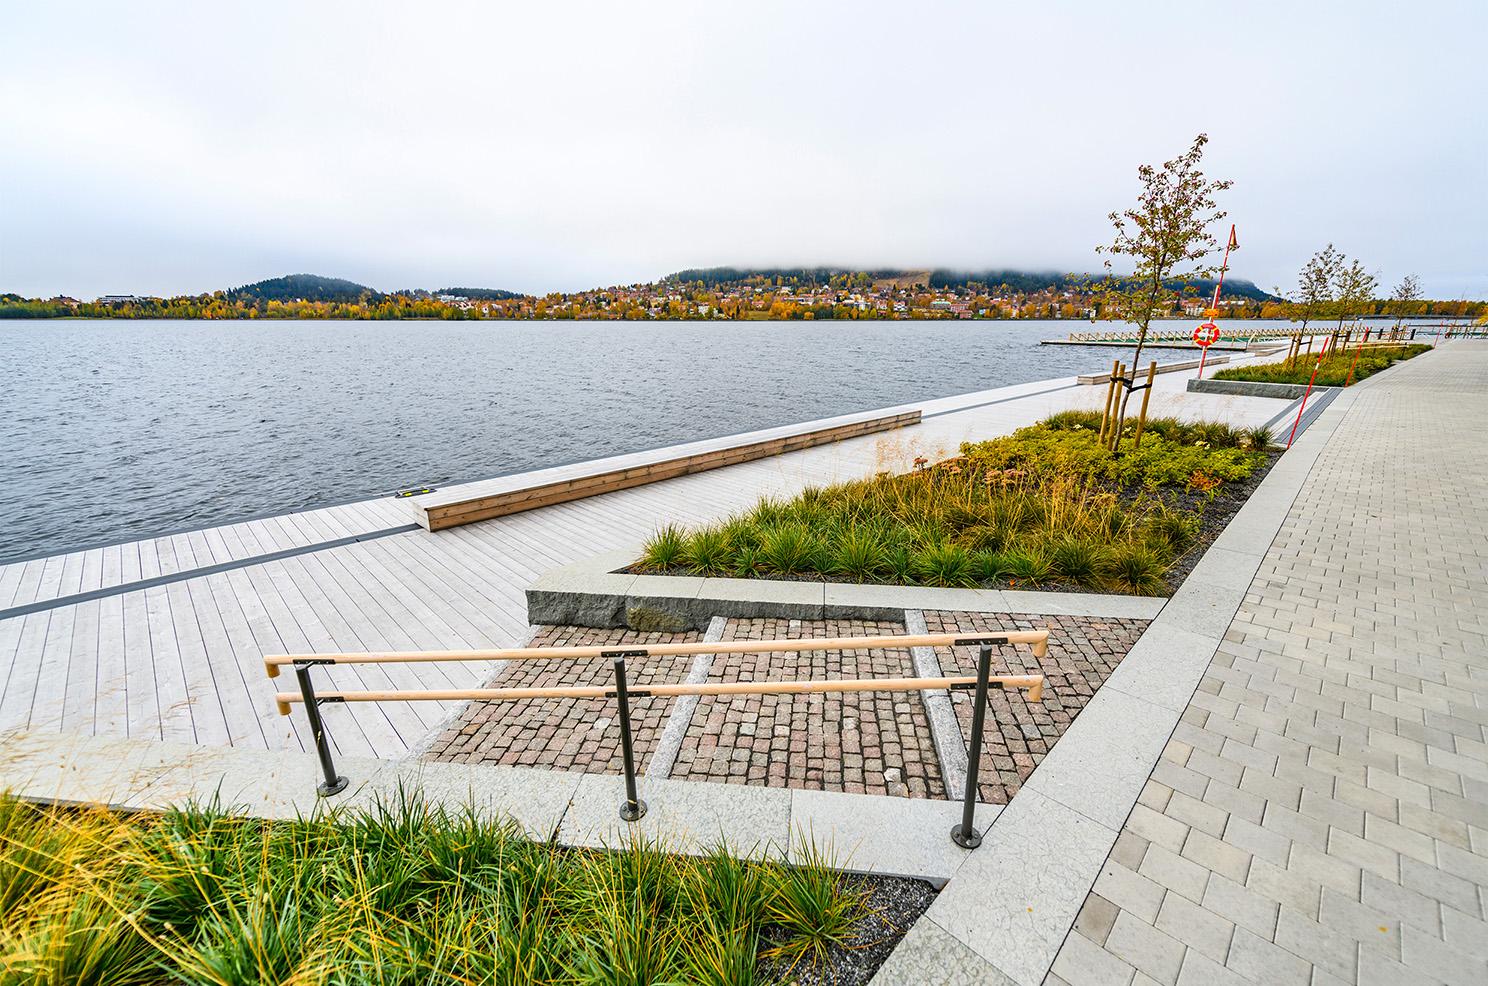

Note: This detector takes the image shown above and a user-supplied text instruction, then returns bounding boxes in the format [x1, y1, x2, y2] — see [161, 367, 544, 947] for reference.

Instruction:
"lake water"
[1, 317, 1308, 562]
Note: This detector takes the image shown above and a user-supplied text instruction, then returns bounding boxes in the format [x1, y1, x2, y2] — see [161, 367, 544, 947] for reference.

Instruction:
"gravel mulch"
[757, 874, 937, 986]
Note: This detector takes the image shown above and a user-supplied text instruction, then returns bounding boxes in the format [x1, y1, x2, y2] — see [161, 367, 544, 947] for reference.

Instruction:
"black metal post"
[294, 664, 349, 797]
[951, 645, 993, 848]
[612, 657, 647, 820]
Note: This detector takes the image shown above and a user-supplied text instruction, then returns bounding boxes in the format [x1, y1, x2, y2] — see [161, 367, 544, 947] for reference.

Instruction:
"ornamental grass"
[0, 791, 864, 985]
[640, 411, 1272, 596]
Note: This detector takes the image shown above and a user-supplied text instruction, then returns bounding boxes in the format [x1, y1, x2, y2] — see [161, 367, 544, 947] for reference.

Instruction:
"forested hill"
[226, 274, 381, 303]
[666, 267, 1278, 302]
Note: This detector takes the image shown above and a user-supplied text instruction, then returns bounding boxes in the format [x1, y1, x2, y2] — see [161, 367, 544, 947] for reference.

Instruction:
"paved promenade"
[1047, 345, 1488, 985]
[0, 356, 1290, 760]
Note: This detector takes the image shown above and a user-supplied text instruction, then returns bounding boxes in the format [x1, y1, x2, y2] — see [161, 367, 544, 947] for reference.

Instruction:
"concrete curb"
[525, 552, 1166, 630]
[0, 728, 989, 886]
[1187, 378, 1316, 399]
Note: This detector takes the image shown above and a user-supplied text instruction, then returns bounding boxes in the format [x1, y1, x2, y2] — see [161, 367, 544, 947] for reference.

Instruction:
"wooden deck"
[0, 362, 1290, 761]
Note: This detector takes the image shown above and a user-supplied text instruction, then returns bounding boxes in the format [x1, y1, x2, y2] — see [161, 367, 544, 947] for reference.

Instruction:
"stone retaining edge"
[524, 549, 1166, 629]
[1187, 377, 1314, 399]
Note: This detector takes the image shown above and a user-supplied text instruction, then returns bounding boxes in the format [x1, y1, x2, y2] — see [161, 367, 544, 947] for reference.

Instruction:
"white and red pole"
[1286, 334, 1333, 449]
[1198, 224, 1237, 380]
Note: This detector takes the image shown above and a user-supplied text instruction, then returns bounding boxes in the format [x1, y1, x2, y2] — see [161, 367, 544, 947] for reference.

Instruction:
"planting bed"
[0, 793, 913, 985]
[1213, 341, 1429, 386]
[634, 411, 1276, 597]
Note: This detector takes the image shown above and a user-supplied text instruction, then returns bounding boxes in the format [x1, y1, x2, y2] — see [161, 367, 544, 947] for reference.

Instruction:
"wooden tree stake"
[1132, 360, 1157, 448]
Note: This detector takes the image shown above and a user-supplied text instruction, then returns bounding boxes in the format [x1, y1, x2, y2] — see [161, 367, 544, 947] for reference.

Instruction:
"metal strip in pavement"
[0, 525, 421, 621]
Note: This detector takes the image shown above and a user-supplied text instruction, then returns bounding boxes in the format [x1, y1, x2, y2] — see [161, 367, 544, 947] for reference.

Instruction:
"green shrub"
[682, 529, 732, 575]
[640, 525, 686, 569]
[1049, 536, 1110, 582]
[1102, 544, 1168, 595]
[915, 544, 975, 587]
[831, 528, 889, 582]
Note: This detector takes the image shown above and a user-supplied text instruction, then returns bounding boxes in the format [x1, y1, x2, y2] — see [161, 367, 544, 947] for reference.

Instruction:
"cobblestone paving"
[925, 611, 1151, 805]
[424, 625, 697, 773]
[667, 618, 937, 797]
[425, 614, 1152, 803]
[1049, 347, 1488, 986]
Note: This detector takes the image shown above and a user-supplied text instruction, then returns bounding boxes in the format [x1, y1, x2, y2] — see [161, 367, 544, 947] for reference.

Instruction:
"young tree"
[1292, 244, 1342, 335]
[1390, 274, 1422, 329]
[1333, 259, 1378, 332]
[1095, 133, 1232, 440]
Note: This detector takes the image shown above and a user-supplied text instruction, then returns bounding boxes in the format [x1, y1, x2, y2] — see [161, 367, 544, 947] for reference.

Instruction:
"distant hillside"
[667, 266, 1278, 302]
[438, 286, 525, 300]
[226, 274, 382, 303]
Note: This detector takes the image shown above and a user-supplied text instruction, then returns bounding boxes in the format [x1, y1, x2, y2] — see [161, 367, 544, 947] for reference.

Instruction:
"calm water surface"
[0, 318, 1294, 563]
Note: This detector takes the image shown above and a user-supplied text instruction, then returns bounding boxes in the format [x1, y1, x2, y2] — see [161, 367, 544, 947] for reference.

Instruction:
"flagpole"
[1199, 224, 1237, 380]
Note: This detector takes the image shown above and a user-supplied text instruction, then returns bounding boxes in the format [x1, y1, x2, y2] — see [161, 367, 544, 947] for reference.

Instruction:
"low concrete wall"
[1076, 354, 1229, 385]
[1187, 378, 1312, 399]
[525, 550, 1166, 630]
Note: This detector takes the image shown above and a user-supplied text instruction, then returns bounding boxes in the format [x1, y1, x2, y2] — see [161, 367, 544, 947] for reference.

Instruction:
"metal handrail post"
[951, 645, 994, 849]
[612, 657, 647, 821]
[294, 664, 349, 797]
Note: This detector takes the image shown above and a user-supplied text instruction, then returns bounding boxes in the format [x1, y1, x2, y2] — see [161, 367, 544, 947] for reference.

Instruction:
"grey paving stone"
[1105, 911, 1186, 986]
[1175, 948, 1251, 986]
[1181, 827, 1253, 884]
[1202, 871, 1279, 938]
[1022, 688, 1180, 830]
[1074, 893, 1121, 947]
[558, 772, 792, 856]
[1155, 891, 1235, 964]
[1275, 906, 1359, 982]
[1093, 860, 1166, 923]
[1049, 929, 1137, 986]
[1139, 844, 1211, 904]
[1226, 926, 1313, 986]
[1399, 924, 1488, 986]
[869, 916, 1020, 986]
[788, 788, 978, 884]
[927, 788, 1117, 986]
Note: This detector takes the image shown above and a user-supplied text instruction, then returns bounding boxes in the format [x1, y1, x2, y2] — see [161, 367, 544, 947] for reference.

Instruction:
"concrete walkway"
[1039, 344, 1488, 985]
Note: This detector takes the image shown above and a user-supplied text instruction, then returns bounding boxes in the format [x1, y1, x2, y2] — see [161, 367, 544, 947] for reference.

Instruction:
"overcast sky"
[2, 1, 1484, 300]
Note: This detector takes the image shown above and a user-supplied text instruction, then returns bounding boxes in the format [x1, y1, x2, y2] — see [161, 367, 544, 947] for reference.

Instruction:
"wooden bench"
[405, 408, 921, 531]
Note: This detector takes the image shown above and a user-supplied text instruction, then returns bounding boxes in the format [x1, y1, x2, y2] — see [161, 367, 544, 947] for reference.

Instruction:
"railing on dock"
[264, 631, 1049, 849]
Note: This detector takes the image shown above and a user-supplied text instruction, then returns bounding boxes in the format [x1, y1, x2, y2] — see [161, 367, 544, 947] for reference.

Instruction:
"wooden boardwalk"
[0, 365, 1288, 761]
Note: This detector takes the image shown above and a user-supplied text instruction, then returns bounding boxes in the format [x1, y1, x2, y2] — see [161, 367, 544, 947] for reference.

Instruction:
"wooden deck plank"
[59, 598, 101, 734]
[27, 604, 75, 732]
[0, 615, 30, 726]
[120, 589, 159, 740]
[202, 572, 299, 751]
[143, 585, 196, 744]
[94, 592, 128, 736]
[227, 563, 367, 757]
[182, 576, 264, 749]
[287, 551, 453, 729]
[263, 558, 417, 757]
[0, 613, 50, 733]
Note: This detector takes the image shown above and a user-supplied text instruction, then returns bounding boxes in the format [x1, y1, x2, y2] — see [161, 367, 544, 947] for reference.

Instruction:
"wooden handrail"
[273, 673, 1045, 715]
[263, 630, 1049, 677]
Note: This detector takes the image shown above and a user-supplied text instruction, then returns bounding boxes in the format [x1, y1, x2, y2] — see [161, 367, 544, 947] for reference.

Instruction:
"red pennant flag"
[1227, 226, 1239, 251]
